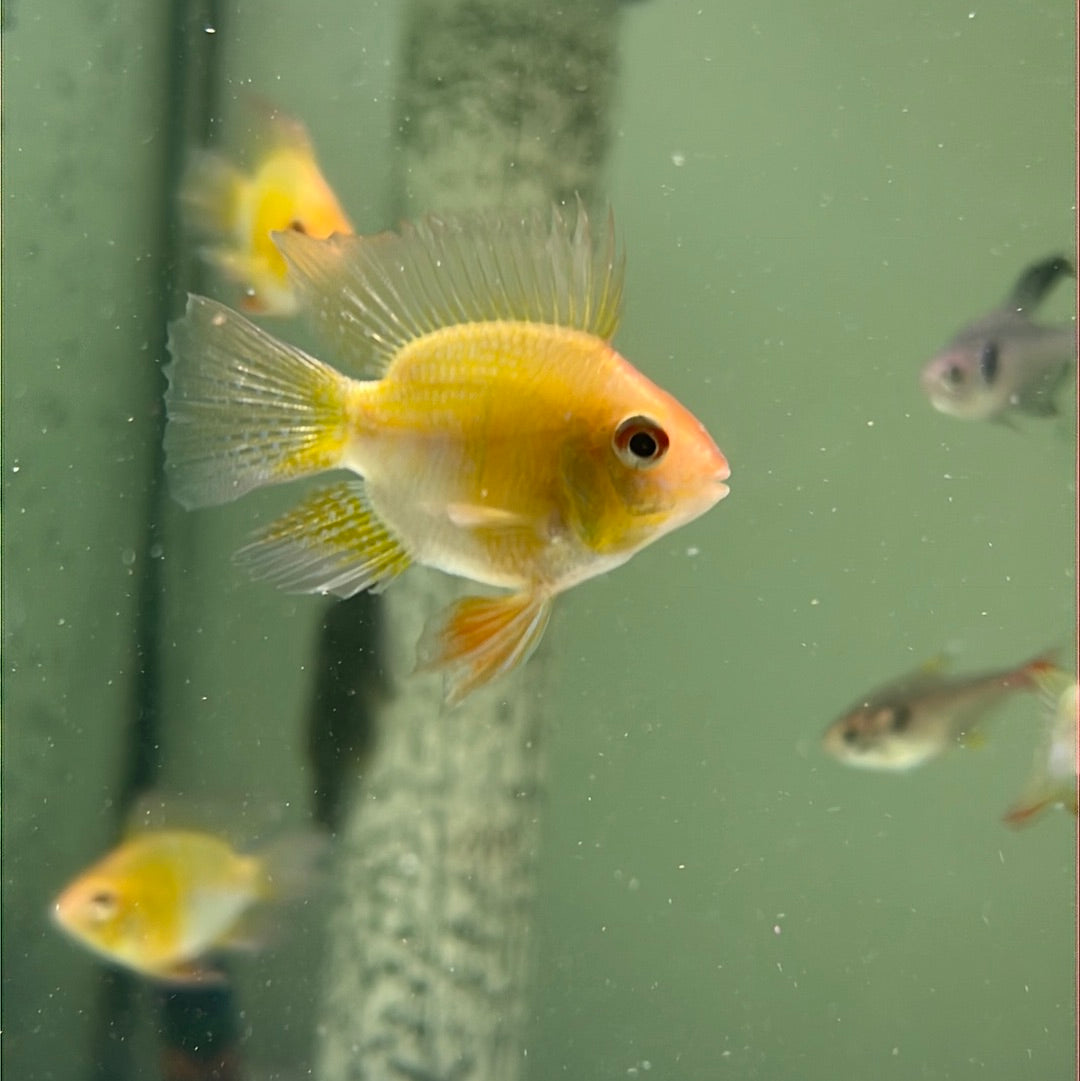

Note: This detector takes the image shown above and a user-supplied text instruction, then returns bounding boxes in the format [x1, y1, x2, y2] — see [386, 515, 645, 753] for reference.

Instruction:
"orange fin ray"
[417, 592, 552, 706]
[234, 481, 411, 597]
[164, 295, 352, 508]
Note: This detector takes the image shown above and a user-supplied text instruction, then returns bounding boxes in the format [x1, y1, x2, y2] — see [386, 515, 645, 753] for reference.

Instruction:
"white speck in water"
[810, 597, 820, 606]
[671, 151, 686, 167]
[866, 419, 875, 428]
[121, 549, 136, 566]
[686, 546, 700, 557]
[204, 24, 216, 33]
[773, 924, 782, 935]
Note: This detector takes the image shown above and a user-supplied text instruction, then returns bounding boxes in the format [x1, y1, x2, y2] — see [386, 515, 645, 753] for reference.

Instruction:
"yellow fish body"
[180, 107, 353, 317]
[52, 830, 274, 983]
[164, 207, 731, 703]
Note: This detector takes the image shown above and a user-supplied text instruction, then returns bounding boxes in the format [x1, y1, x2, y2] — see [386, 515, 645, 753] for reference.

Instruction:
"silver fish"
[920, 255, 1076, 421]
[822, 653, 1047, 772]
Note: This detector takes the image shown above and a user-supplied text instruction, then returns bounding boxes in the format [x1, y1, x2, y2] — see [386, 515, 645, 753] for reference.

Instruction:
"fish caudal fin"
[235, 481, 411, 597]
[164, 295, 352, 508]
[417, 592, 552, 706]
[179, 150, 244, 238]
[255, 829, 331, 903]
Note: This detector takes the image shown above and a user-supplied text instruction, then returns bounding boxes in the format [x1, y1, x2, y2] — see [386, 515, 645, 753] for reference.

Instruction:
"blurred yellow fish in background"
[180, 105, 353, 317]
[164, 206, 730, 704]
[1003, 663, 1078, 827]
[52, 828, 321, 984]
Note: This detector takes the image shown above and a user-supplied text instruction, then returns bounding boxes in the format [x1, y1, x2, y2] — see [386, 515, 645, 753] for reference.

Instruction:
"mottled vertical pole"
[315, 3, 619, 1080]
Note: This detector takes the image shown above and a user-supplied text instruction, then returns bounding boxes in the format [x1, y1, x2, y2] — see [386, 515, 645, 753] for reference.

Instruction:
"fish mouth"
[713, 456, 731, 499]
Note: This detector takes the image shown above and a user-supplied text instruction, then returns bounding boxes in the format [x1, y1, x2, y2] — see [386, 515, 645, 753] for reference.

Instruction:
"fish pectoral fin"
[234, 481, 411, 598]
[416, 592, 553, 706]
[443, 502, 534, 531]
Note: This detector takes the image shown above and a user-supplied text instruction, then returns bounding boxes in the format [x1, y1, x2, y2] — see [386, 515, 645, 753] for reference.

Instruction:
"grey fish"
[920, 255, 1076, 421]
[822, 653, 1048, 772]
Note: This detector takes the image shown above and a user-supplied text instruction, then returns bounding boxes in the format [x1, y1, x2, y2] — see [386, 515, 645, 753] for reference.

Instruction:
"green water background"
[2, 1, 1075, 1078]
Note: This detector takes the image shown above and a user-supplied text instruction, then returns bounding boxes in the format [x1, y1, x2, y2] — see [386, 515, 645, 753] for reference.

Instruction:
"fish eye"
[944, 364, 966, 387]
[87, 890, 118, 922]
[286, 219, 308, 234]
[978, 341, 1000, 383]
[613, 416, 669, 469]
[841, 727, 859, 745]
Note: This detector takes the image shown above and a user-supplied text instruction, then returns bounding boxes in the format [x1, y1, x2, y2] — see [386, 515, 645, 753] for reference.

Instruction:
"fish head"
[560, 361, 730, 557]
[919, 328, 1012, 420]
[51, 844, 178, 971]
[53, 868, 144, 965]
[821, 701, 940, 771]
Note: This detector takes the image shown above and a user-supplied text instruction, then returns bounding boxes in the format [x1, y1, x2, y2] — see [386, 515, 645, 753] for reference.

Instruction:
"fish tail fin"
[417, 592, 553, 707]
[164, 295, 354, 508]
[180, 149, 245, 238]
[254, 829, 331, 903]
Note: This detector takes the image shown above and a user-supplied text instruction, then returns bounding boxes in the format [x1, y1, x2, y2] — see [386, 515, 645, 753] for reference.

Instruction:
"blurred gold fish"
[822, 652, 1048, 771]
[1003, 663, 1078, 827]
[181, 106, 353, 317]
[164, 206, 730, 704]
[52, 829, 317, 983]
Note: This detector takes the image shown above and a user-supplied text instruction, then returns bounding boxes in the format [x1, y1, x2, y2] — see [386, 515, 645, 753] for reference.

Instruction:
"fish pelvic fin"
[164, 295, 353, 508]
[235, 481, 411, 597]
[417, 591, 553, 707]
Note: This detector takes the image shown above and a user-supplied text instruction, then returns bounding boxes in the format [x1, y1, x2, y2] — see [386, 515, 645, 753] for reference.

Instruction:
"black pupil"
[628, 429, 658, 459]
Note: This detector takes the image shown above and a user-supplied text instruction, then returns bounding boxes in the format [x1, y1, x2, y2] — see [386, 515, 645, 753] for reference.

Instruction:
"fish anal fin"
[234, 481, 411, 598]
[417, 592, 553, 706]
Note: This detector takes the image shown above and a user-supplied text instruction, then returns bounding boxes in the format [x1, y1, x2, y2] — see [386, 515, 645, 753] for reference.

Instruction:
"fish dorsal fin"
[1004, 254, 1074, 314]
[273, 203, 624, 376]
